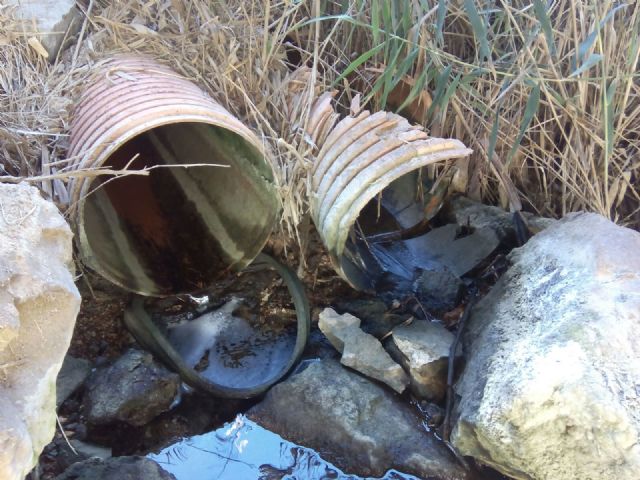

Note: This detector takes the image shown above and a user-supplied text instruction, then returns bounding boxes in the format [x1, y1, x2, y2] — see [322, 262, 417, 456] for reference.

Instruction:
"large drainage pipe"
[68, 56, 280, 297]
[308, 105, 473, 290]
[67, 56, 310, 399]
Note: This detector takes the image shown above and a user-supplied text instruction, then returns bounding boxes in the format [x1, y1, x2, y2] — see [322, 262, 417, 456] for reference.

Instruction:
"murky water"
[165, 298, 296, 389]
[149, 415, 420, 480]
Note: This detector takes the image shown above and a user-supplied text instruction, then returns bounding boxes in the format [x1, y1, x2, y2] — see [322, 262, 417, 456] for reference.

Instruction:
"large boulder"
[0, 183, 81, 480]
[248, 358, 469, 479]
[452, 213, 640, 480]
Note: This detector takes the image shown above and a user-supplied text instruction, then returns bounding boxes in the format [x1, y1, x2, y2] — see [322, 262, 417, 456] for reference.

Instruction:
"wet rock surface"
[43, 437, 112, 475]
[0, 183, 81, 480]
[412, 268, 465, 312]
[163, 297, 297, 390]
[83, 349, 180, 427]
[248, 358, 469, 480]
[319, 308, 409, 393]
[56, 355, 92, 407]
[54, 456, 176, 480]
[150, 414, 427, 480]
[452, 213, 640, 480]
[66, 440, 112, 461]
[389, 320, 458, 402]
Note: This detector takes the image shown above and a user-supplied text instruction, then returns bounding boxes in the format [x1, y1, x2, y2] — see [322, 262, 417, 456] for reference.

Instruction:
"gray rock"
[452, 213, 640, 480]
[446, 196, 516, 243]
[52, 437, 111, 472]
[69, 440, 111, 460]
[333, 298, 410, 338]
[525, 214, 557, 232]
[248, 359, 469, 480]
[319, 308, 409, 393]
[446, 195, 557, 244]
[0, 183, 81, 480]
[56, 355, 91, 407]
[83, 349, 180, 427]
[389, 320, 458, 402]
[55, 456, 176, 480]
[419, 401, 446, 429]
[318, 307, 360, 352]
[7, 0, 81, 60]
[413, 267, 465, 312]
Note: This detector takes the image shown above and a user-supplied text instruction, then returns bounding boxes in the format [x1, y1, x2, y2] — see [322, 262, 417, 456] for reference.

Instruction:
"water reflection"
[149, 415, 420, 480]
[165, 298, 296, 389]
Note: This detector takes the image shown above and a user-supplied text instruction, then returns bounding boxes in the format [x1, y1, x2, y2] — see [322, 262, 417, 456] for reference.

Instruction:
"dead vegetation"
[1, 0, 639, 244]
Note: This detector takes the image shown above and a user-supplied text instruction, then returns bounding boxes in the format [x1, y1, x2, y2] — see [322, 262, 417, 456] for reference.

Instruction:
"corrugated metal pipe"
[307, 93, 473, 289]
[67, 56, 280, 296]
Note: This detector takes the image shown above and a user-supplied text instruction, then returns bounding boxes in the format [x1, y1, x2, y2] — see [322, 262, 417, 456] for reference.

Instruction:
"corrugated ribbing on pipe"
[308, 106, 472, 286]
[67, 56, 280, 296]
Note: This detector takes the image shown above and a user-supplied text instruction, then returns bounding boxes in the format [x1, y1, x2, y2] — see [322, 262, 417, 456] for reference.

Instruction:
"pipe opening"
[338, 171, 444, 292]
[81, 122, 279, 296]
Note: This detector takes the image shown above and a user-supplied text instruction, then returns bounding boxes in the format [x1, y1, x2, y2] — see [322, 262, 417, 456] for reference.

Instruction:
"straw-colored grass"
[1, 0, 639, 244]
[0, 0, 325, 245]
[318, 0, 640, 227]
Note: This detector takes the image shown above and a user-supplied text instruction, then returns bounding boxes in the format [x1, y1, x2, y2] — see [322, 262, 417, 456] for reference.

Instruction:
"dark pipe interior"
[82, 122, 279, 296]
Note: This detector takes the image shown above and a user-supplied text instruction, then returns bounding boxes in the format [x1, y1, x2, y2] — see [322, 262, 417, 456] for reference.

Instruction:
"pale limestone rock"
[0, 183, 80, 480]
[452, 213, 640, 480]
[390, 320, 458, 402]
[7, 0, 81, 60]
[319, 308, 408, 393]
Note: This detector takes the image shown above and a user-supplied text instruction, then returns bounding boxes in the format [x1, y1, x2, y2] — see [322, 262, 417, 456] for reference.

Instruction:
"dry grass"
[0, 0, 326, 244]
[320, 0, 640, 227]
[1, 0, 639, 244]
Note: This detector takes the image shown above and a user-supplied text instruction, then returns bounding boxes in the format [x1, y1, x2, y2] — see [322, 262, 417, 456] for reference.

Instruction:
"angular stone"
[452, 213, 640, 480]
[445, 196, 557, 244]
[446, 196, 517, 243]
[413, 267, 465, 312]
[52, 437, 112, 473]
[83, 349, 180, 427]
[55, 456, 176, 480]
[7, 0, 81, 60]
[68, 440, 111, 460]
[56, 355, 91, 407]
[0, 183, 81, 480]
[317, 307, 360, 352]
[390, 320, 458, 402]
[332, 297, 410, 338]
[248, 359, 469, 480]
[319, 308, 408, 393]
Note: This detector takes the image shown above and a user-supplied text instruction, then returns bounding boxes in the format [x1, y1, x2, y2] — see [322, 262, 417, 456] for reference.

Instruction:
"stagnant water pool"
[148, 414, 421, 480]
